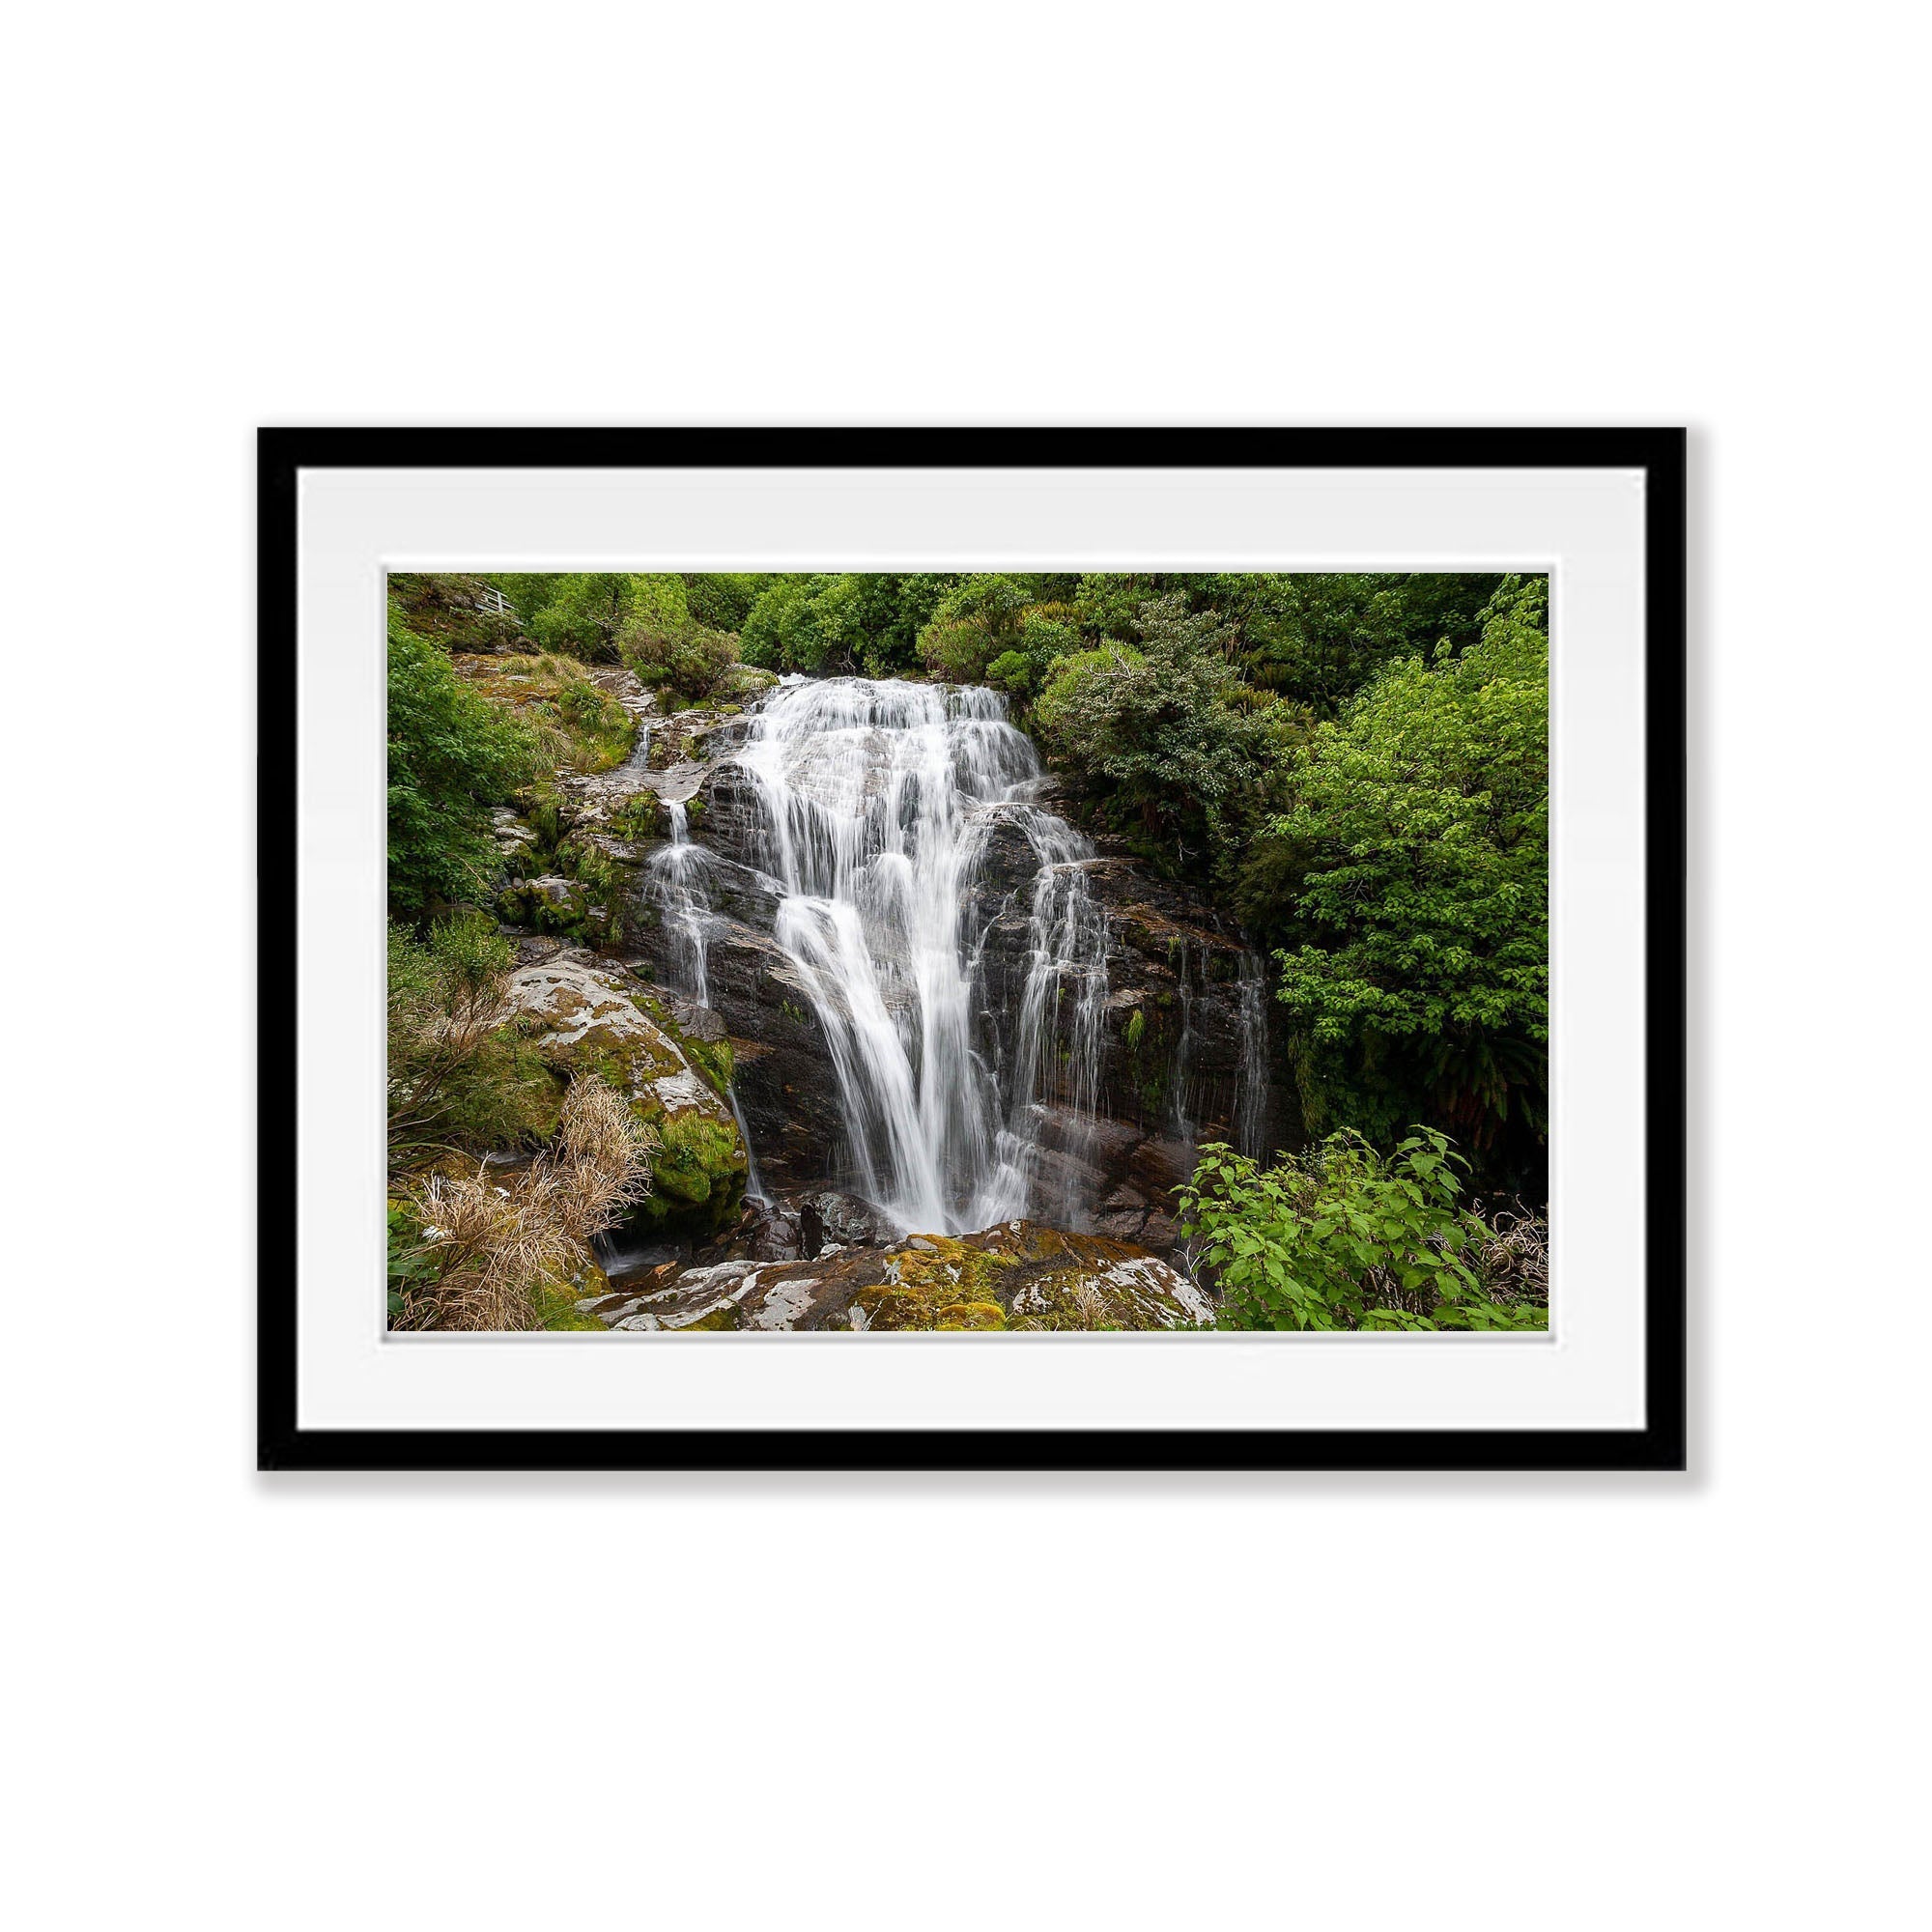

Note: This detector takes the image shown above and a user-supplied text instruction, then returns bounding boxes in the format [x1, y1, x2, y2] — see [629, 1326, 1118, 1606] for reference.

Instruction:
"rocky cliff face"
[485, 669, 1290, 1252]
[957, 796, 1285, 1243]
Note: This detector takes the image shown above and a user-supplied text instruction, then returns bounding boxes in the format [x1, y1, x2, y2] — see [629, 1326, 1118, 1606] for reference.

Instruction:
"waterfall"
[645, 798, 769, 1204]
[727, 676, 1110, 1235]
[646, 799, 712, 1006]
[992, 805, 1109, 1227]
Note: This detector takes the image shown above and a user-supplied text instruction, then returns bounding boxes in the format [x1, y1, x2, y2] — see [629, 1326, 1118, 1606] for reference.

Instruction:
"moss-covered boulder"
[501, 949, 748, 1233]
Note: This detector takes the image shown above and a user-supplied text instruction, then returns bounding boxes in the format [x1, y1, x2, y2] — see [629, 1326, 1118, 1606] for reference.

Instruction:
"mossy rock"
[499, 949, 748, 1236]
[935, 1300, 1007, 1331]
[852, 1285, 934, 1331]
[638, 1110, 745, 1229]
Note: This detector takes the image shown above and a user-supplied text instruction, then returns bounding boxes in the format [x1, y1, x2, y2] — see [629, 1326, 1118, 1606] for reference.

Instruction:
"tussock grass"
[391, 1078, 657, 1331]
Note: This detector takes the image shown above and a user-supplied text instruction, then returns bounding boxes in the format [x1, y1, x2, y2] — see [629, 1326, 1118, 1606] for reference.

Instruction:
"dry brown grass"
[391, 1078, 658, 1331]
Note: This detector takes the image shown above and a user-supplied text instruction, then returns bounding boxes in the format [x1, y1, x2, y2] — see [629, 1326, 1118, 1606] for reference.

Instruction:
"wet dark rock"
[665, 996, 727, 1043]
[803, 1190, 896, 1250]
[691, 759, 769, 865]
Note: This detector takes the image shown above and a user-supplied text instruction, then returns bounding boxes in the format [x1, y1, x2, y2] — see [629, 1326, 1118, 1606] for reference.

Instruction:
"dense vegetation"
[385, 566, 1548, 1328]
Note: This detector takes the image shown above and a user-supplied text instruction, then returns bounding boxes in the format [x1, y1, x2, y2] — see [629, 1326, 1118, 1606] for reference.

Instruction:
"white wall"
[6, 5, 1925, 1928]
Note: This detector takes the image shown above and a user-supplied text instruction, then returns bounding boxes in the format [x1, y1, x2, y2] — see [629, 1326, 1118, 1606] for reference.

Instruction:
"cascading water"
[648, 800, 712, 1006]
[646, 798, 769, 1205]
[727, 677, 1109, 1235]
[992, 805, 1110, 1227]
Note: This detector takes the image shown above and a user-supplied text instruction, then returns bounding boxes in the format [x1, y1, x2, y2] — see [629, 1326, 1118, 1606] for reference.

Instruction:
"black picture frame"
[259, 427, 1686, 1473]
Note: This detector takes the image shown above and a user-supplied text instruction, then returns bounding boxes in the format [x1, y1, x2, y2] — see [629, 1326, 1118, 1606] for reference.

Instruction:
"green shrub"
[520, 574, 689, 663]
[387, 606, 538, 918]
[920, 616, 998, 682]
[984, 649, 1034, 696]
[1030, 599, 1290, 864]
[739, 575, 816, 670]
[915, 574, 1031, 682]
[620, 614, 740, 705]
[386, 915, 562, 1167]
[682, 572, 765, 632]
[1178, 1129, 1545, 1331]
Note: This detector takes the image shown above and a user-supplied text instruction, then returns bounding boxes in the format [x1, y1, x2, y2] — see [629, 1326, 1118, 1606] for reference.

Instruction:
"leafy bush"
[915, 574, 1031, 682]
[919, 617, 997, 682]
[519, 574, 688, 663]
[1178, 1129, 1547, 1331]
[619, 612, 740, 706]
[1033, 643, 1141, 729]
[387, 605, 538, 918]
[739, 574, 817, 670]
[681, 571, 764, 632]
[983, 649, 1034, 696]
[1017, 606, 1078, 672]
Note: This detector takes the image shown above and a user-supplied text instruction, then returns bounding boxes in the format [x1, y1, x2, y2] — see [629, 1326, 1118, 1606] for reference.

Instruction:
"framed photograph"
[260, 427, 1685, 1471]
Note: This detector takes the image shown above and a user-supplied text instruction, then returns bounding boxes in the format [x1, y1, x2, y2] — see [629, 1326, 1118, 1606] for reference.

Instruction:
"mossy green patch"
[935, 1300, 1007, 1331]
[849, 1237, 1018, 1329]
[852, 1285, 932, 1331]
[533, 1284, 609, 1332]
[635, 1110, 745, 1231]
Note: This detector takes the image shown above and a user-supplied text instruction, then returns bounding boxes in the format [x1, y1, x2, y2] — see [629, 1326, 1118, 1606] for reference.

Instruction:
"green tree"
[386, 604, 536, 918]
[1031, 596, 1289, 867]
[518, 574, 687, 662]
[916, 573, 1035, 681]
[1261, 576, 1549, 1176]
[681, 572, 766, 632]
[1217, 571, 1505, 713]
[737, 573, 957, 675]
[619, 608, 740, 705]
